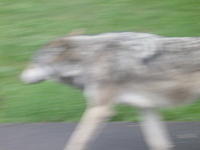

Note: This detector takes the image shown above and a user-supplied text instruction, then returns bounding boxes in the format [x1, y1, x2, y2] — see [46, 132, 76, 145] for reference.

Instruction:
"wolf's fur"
[21, 32, 200, 150]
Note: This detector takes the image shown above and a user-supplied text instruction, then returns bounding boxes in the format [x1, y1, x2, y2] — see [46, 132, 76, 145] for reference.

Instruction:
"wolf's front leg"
[139, 108, 174, 150]
[64, 105, 113, 150]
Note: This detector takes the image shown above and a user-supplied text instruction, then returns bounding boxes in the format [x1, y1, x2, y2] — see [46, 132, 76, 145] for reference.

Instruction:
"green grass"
[0, 0, 200, 123]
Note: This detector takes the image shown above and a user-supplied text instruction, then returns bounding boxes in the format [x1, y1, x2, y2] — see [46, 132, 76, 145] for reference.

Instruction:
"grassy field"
[0, 0, 200, 123]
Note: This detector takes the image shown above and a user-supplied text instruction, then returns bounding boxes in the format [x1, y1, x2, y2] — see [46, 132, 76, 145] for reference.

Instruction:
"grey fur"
[21, 32, 200, 150]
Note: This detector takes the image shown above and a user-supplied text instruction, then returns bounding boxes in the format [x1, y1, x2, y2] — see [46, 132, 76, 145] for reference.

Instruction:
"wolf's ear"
[68, 29, 85, 36]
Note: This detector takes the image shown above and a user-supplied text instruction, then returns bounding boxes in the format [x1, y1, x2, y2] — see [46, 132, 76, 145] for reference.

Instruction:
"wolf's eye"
[68, 58, 81, 63]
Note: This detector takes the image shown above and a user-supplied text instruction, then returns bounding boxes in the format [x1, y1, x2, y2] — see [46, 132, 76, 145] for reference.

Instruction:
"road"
[0, 122, 199, 150]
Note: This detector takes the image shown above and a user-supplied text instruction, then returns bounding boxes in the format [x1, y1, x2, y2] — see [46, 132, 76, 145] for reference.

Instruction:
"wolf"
[21, 32, 200, 150]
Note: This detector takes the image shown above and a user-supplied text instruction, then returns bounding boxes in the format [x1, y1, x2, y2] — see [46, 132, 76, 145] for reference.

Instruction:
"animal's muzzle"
[21, 66, 50, 84]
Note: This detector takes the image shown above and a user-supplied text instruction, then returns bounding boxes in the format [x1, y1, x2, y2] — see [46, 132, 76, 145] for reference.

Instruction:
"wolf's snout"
[21, 67, 49, 84]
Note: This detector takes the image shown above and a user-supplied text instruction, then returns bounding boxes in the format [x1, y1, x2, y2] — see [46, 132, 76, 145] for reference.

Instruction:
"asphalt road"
[0, 122, 199, 150]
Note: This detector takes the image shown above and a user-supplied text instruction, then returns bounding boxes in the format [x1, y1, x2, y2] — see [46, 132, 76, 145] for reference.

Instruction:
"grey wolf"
[21, 32, 200, 150]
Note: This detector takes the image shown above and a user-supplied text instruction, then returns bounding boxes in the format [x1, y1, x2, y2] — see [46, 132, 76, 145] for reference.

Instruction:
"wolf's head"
[21, 37, 85, 85]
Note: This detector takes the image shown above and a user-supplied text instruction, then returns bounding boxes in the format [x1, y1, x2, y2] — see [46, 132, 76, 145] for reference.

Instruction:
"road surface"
[0, 122, 199, 150]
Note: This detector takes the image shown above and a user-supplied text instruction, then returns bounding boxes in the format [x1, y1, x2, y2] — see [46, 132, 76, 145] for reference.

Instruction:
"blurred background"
[0, 0, 200, 123]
